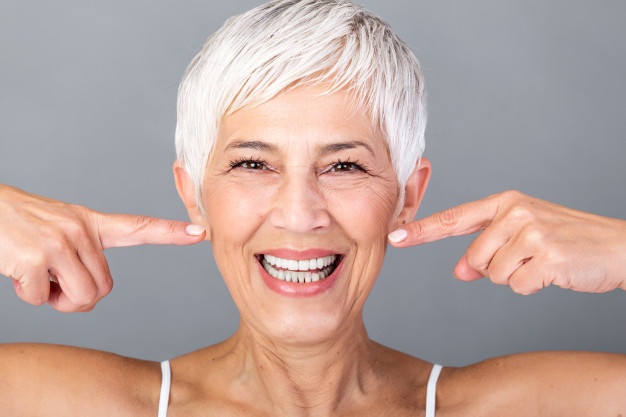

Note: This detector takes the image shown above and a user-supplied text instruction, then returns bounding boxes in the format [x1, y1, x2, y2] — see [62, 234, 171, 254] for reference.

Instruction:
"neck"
[226, 318, 377, 417]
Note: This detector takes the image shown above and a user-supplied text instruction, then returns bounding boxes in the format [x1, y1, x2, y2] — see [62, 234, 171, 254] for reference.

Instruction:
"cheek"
[203, 180, 273, 243]
[329, 181, 398, 239]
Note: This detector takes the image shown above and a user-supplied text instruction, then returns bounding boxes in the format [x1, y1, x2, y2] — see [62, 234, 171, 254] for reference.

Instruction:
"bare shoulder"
[437, 351, 626, 417]
[0, 343, 161, 417]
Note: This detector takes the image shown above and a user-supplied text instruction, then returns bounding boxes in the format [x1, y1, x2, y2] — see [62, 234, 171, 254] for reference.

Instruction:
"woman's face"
[178, 86, 426, 345]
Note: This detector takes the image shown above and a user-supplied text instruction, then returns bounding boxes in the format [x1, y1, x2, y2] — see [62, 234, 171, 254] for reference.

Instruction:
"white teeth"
[261, 255, 338, 283]
[264, 254, 337, 272]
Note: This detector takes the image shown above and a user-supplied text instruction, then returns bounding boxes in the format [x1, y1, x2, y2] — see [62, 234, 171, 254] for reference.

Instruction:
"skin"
[389, 191, 626, 294]
[169, 85, 432, 415]
[0, 87, 625, 416]
[0, 185, 205, 312]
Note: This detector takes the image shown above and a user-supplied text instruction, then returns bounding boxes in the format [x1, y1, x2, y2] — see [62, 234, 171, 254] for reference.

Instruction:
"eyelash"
[227, 157, 370, 174]
[228, 157, 269, 171]
[326, 158, 370, 174]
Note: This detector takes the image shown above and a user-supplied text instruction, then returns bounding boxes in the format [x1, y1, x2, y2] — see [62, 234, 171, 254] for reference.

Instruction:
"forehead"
[216, 86, 387, 154]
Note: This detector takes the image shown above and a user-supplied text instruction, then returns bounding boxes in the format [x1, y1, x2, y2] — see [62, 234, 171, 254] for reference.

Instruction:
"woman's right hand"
[0, 185, 205, 312]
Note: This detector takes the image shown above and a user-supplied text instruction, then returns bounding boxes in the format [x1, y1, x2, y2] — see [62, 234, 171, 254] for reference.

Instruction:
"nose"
[269, 168, 331, 233]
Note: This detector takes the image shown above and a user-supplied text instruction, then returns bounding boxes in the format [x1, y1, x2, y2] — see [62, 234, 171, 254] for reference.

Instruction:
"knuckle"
[75, 287, 99, 307]
[133, 215, 155, 232]
[518, 224, 546, 247]
[506, 205, 534, 223]
[72, 204, 92, 218]
[406, 220, 425, 237]
[486, 266, 506, 286]
[55, 304, 81, 313]
[16, 282, 48, 306]
[65, 218, 89, 241]
[488, 273, 508, 286]
[78, 304, 96, 313]
[26, 297, 47, 306]
[464, 248, 481, 270]
[437, 206, 461, 229]
[100, 277, 114, 296]
[46, 236, 67, 254]
[501, 189, 525, 203]
[24, 292, 48, 306]
[509, 276, 541, 295]
[20, 252, 48, 271]
[464, 242, 489, 273]
[130, 215, 164, 240]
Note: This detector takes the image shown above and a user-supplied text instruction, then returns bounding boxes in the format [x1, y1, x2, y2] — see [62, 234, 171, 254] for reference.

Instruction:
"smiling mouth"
[258, 254, 341, 283]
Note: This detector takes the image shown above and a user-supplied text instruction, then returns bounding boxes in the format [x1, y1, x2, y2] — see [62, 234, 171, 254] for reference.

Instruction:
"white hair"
[175, 0, 426, 207]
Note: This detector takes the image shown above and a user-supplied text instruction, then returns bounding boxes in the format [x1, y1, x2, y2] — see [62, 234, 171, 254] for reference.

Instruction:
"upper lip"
[256, 248, 343, 260]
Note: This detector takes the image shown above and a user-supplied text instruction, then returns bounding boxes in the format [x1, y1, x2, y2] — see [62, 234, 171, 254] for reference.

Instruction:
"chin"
[245, 298, 359, 346]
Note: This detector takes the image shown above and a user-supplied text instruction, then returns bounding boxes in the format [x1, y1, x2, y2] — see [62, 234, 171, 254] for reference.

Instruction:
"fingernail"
[186, 224, 206, 236]
[388, 228, 408, 243]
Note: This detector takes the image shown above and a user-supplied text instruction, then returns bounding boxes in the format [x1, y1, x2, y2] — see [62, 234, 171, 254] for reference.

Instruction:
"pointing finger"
[388, 194, 501, 247]
[96, 213, 206, 249]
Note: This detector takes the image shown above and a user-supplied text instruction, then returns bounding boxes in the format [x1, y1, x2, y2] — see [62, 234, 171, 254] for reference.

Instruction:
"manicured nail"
[186, 224, 206, 236]
[388, 228, 408, 243]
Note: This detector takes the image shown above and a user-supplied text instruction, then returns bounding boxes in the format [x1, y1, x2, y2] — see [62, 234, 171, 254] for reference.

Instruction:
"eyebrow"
[318, 141, 376, 157]
[224, 140, 279, 152]
[224, 139, 375, 156]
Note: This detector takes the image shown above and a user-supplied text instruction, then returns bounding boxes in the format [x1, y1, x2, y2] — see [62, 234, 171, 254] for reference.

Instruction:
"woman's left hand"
[388, 190, 626, 294]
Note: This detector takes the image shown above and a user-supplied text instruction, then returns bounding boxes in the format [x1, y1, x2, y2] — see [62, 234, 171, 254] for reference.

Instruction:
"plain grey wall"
[0, 0, 624, 366]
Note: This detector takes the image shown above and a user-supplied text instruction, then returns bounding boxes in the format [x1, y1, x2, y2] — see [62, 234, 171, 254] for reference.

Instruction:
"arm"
[0, 184, 205, 312]
[389, 190, 626, 294]
[0, 343, 160, 417]
[443, 351, 626, 416]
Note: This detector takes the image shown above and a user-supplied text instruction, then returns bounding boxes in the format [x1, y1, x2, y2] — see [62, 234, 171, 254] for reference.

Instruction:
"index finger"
[96, 213, 206, 249]
[388, 195, 500, 247]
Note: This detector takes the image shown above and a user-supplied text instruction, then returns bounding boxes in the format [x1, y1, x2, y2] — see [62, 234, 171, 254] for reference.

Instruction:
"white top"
[426, 363, 443, 417]
[158, 360, 170, 417]
[157, 360, 443, 417]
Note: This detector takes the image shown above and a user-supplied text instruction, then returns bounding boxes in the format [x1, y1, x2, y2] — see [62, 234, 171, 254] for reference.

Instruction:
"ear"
[173, 160, 211, 240]
[393, 157, 431, 229]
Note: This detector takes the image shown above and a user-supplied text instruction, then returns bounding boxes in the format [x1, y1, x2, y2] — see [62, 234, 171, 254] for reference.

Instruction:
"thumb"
[96, 212, 206, 249]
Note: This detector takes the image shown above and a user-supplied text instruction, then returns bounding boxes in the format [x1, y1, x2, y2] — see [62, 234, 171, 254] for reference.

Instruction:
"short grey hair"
[175, 0, 426, 205]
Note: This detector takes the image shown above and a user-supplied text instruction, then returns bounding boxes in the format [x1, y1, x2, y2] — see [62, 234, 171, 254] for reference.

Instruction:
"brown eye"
[330, 161, 364, 172]
[229, 159, 269, 170]
[240, 161, 267, 170]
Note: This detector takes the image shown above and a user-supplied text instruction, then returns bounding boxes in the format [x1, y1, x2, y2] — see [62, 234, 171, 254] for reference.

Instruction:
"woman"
[1, 1, 625, 415]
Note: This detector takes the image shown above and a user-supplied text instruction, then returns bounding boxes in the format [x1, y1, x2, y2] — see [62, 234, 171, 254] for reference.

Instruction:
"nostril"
[269, 203, 331, 232]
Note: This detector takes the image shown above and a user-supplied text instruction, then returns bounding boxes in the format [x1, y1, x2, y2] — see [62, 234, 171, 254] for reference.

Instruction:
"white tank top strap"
[158, 360, 171, 417]
[425, 363, 443, 417]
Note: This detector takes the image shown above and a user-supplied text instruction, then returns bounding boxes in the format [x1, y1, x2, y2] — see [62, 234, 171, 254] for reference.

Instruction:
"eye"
[229, 158, 270, 171]
[327, 159, 369, 173]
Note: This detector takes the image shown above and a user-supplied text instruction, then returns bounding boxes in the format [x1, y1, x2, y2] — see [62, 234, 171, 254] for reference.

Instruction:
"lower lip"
[257, 258, 343, 297]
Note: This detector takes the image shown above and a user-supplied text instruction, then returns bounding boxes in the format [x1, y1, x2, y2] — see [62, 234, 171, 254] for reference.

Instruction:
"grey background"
[0, 1, 624, 366]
